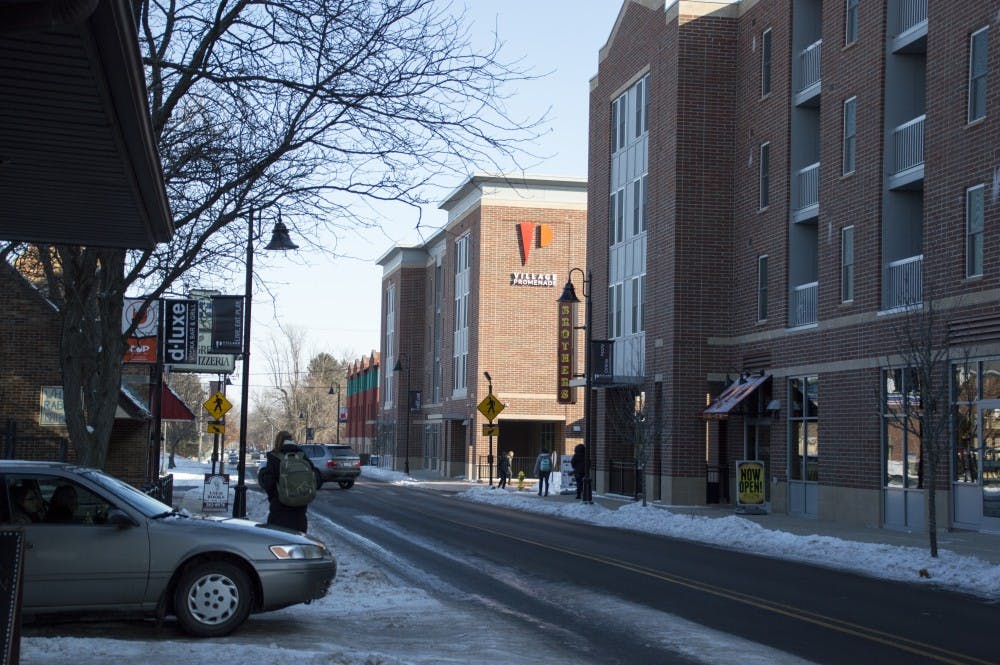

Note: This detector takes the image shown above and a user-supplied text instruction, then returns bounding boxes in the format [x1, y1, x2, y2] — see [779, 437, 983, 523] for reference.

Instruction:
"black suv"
[300, 444, 362, 489]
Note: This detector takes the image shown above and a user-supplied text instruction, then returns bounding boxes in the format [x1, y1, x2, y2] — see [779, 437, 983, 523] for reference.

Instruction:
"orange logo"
[517, 222, 553, 265]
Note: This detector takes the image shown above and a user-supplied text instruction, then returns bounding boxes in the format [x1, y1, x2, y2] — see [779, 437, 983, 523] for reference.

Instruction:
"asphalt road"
[313, 479, 1000, 665]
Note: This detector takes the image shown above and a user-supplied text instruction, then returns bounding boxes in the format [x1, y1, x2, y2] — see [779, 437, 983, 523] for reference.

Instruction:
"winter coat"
[257, 443, 315, 532]
[571, 444, 586, 474]
[533, 451, 553, 477]
[498, 454, 511, 476]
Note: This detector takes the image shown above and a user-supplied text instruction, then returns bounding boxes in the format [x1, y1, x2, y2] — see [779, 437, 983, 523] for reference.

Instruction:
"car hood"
[158, 512, 327, 548]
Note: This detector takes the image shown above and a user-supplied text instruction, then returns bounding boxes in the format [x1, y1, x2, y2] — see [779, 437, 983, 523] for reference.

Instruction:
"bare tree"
[884, 298, 969, 557]
[164, 373, 205, 467]
[3, 0, 542, 468]
[607, 386, 655, 506]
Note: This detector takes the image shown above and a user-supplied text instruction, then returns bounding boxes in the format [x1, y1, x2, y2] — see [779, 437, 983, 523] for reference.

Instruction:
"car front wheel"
[174, 561, 252, 637]
[314, 469, 324, 490]
[338, 479, 355, 489]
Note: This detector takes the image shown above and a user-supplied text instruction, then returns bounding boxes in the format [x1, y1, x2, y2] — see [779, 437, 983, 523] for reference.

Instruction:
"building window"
[761, 28, 772, 96]
[384, 285, 396, 405]
[882, 368, 921, 489]
[634, 76, 645, 138]
[612, 93, 627, 152]
[609, 283, 623, 338]
[630, 275, 645, 334]
[841, 226, 854, 302]
[842, 97, 856, 175]
[632, 177, 646, 235]
[432, 259, 443, 403]
[610, 187, 625, 245]
[845, 0, 858, 45]
[757, 255, 768, 321]
[969, 27, 989, 123]
[759, 142, 770, 209]
[789, 376, 819, 482]
[452, 234, 470, 393]
[967, 185, 985, 277]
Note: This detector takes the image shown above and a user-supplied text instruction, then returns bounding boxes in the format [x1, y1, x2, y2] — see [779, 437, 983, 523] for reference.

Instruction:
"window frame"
[844, 0, 858, 46]
[842, 96, 857, 175]
[966, 184, 985, 278]
[968, 26, 989, 124]
[761, 28, 772, 97]
[841, 226, 855, 302]
[759, 142, 771, 210]
[757, 255, 769, 321]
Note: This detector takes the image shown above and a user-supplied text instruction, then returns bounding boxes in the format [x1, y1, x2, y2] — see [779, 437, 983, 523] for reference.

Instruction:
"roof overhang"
[703, 373, 772, 420]
[0, 0, 173, 249]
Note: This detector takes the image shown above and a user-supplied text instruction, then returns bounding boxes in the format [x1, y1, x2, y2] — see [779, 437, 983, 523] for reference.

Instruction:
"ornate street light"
[558, 268, 593, 503]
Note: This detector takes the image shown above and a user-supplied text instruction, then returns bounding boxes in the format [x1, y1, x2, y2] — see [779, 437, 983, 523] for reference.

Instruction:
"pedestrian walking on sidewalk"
[497, 450, 513, 489]
[571, 443, 586, 499]
[534, 448, 553, 496]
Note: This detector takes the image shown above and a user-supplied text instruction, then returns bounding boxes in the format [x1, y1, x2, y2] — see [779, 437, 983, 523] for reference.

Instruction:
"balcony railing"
[796, 39, 822, 92]
[895, 0, 928, 37]
[891, 115, 925, 175]
[795, 162, 820, 212]
[884, 255, 923, 310]
[790, 281, 818, 327]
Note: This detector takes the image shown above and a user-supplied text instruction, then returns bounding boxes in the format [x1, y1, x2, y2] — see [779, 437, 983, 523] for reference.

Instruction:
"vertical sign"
[557, 301, 576, 404]
[736, 460, 767, 514]
[338, 406, 349, 423]
[161, 299, 199, 364]
[123, 297, 159, 363]
[591, 340, 614, 385]
[210, 295, 245, 353]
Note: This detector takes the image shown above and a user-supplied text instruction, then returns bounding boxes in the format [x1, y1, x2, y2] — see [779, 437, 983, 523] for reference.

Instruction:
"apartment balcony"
[892, 0, 927, 54]
[790, 281, 818, 328]
[884, 254, 923, 310]
[792, 162, 820, 223]
[794, 39, 822, 107]
[889, 115, 924, 190]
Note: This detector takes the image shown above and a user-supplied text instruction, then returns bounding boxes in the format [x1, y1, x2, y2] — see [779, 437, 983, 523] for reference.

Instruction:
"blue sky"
[244, 1, 623, 388]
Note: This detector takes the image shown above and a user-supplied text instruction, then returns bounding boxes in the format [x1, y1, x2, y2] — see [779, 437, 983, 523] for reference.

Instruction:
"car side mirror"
[107, 508, 137, 529]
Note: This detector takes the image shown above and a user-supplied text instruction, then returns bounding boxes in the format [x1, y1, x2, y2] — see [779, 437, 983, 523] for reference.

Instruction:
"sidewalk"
[406, 470, 1000, 566]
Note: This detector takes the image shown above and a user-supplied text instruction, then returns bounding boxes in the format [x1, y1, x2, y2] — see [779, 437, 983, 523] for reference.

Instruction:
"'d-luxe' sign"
[161, 299, 199, 364]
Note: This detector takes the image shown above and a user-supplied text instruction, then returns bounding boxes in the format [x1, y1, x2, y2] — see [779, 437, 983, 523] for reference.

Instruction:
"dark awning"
[703, 374, 771, 420]
[161, 384, 195, 422]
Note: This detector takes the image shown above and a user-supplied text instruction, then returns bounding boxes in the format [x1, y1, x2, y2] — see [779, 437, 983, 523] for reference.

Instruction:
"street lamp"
[233, 210, 298, 519]
[298, 411, 312, 442]
[392, 353, 410, 475]
[328, 384, 342, 444]
[558, 268, 593, 503]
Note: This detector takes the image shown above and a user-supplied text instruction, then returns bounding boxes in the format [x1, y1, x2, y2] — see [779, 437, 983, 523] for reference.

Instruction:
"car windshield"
[80, 468, 174, 517]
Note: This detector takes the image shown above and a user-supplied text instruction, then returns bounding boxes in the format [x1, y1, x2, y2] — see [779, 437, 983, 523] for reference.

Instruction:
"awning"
[161, 385, 196, 422]
[703, 374, 771, 419]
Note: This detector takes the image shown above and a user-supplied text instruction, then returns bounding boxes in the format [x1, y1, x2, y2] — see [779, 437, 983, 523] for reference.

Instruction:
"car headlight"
[270, 543, 327, 560]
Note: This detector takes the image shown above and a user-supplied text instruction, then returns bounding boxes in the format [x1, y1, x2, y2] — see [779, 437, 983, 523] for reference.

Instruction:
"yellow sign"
[203, 391, 232, 419]
[482, 424, 499, 436]
[477, 394, 505, 421]
[737, 460, 766, 507]
[206, 422, 225, 434]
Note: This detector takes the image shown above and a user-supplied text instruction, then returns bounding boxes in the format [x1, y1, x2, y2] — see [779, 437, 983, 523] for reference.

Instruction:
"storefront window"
[882, 368, 922, 489]
[954, 403, 978, 483]
[788, 376, 819, 482]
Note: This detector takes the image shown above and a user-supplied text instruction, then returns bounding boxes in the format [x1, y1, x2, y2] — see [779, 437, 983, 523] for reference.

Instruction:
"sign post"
[477, 375, 505, 487]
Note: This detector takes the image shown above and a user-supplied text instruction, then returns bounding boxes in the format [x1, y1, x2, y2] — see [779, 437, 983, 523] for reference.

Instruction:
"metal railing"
[795, 162, 820, 211]
[143, 474, 174, 506]
[892, 115, 925, 175]
[796, 39, 822, 92]
[884, 255, 923, 309]
[608, 459, 639, 498]
[790, 281, 818, 327]
[895, 0, 928, 36]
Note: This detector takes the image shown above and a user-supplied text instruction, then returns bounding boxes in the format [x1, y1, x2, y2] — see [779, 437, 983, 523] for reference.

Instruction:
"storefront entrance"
[953, 400, 1000, 532]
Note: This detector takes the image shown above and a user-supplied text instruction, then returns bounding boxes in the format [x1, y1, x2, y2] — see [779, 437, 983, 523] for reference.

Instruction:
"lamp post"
[233, 210, 298, 519]
[298, 411, 312, 442]
[558, 268, 593, 503]
[392, 354, 410, 475]
[328, 383, 343, 444]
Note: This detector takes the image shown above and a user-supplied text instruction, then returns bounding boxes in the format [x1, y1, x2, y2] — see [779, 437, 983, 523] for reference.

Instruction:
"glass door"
[980, 403, 1000, 531]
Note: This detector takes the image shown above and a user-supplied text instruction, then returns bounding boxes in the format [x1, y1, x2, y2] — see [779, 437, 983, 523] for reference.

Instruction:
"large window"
[882, 368, 922, 489]
[761, 28, 772, 96]
[452, 234, 470, 393]
[967, 184, 984, 278]
[432, 258, 443, 403]
[844, 0, 858, 45]
[841, 226, 854, 302]
[384, 285, 396, 405]
[789, 376, 819, 481]
[610, 188, 625, 245]
[608, 283, 623, 338]
[759, 142, 770, 209]
[969, 27, 989, 123]
[630, 275, 645, 334]
[757, 255, 768, 321]
[632, 177, 646, 236]
[842, 97, 856, 175]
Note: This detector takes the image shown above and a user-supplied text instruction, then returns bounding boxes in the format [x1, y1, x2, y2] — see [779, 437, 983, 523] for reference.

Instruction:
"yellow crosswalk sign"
[203, 391, 232, 419]
[477, 394, 505, 421]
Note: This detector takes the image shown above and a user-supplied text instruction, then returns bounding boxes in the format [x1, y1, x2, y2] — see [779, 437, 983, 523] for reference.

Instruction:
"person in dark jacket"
[533, 448, 553, 497]
[257, 430, 315, 532]
[497, 450, 512, 489]
[571, 443, 586, 499]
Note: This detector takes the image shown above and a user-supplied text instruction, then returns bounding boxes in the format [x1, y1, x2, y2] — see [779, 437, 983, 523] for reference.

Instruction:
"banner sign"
[123, 297, 159, 363]
[591, 340, 614, 385]
[161, 299, 199, 364]
[39, 386, 65, 426]
[202, 474, 230, 512]
[338, 406, 348, 423]
[557, 301, 576, 404]
[210, 296, 244, 353]
[168, 293, 235, 374]
[736, 460, 767, 514]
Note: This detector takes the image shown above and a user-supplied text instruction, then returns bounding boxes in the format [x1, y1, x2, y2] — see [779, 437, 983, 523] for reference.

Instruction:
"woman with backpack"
[257, 430, 317, 532]
[533, 448, 553, 497]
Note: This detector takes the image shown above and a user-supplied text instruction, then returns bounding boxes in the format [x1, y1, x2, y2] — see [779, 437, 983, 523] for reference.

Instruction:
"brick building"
[345, 351, 381, 455]
[377, 175, 588, 479]
[588, 0, 1000, 531]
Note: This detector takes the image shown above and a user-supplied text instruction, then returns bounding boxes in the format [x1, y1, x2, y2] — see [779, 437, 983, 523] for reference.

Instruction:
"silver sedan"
[2, 460, 336, 637]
